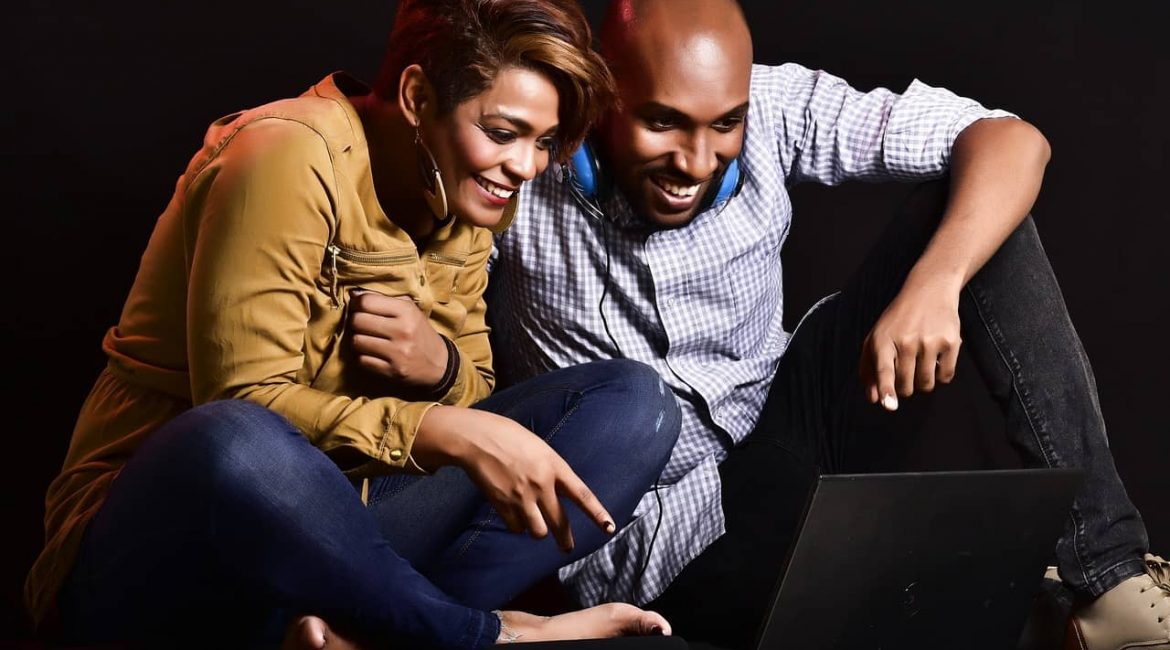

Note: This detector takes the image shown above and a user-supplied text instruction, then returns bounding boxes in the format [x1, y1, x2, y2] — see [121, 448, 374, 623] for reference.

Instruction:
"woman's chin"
[452, 205, 505, 230]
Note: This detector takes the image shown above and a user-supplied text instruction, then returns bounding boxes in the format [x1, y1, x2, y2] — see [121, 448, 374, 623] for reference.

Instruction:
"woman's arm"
[184, 118, 434, 475]
[348, 228, 495, 406]
[186, 119, 612, 547]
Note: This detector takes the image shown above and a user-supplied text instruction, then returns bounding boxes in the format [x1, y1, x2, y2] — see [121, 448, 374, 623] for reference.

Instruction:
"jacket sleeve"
[434, 227, 495, 407]
[182, 117, 434, 475]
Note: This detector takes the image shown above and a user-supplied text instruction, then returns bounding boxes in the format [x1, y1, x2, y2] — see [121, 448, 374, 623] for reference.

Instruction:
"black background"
[2, 0, 1166, 638]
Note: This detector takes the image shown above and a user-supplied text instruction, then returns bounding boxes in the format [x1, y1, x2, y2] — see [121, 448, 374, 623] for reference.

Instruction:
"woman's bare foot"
[497, 603, 671, 643]
[280, 615, 366, 650]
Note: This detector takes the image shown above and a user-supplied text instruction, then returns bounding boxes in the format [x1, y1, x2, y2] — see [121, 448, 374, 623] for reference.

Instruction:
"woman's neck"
[353, 93, 440, 243]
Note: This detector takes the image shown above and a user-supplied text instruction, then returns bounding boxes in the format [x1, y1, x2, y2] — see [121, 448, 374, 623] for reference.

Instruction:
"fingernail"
[881, 394, 898, 411]
[604, 520, 616, 534]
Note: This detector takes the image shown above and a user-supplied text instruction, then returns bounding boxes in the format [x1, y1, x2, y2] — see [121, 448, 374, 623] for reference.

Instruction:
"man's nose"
[671, 133, 718, 182]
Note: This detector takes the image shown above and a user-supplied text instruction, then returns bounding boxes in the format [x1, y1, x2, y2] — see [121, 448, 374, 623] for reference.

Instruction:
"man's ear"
[398, 64, 435, 128]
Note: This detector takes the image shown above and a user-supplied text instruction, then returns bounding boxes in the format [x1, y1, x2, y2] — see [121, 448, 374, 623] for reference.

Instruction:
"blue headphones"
[563, 139, 743, 219]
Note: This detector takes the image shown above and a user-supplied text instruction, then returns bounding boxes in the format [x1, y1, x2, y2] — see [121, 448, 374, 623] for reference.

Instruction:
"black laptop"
[520, 468, 1080, 650]
[750, 468, 1082, 650]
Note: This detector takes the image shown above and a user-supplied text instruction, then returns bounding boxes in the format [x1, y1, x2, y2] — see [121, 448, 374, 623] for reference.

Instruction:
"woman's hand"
[412, 406, 616, 552]
[349, 290, 448, 389]
[859, 274, 963, 411]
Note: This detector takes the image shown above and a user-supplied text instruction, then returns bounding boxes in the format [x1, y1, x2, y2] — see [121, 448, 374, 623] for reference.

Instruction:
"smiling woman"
[24, 0, 682, 648]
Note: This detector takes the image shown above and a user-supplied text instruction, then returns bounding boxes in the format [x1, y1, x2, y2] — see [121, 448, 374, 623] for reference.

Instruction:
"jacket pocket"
[310, 244, 419, 394]
[423, 251, 467, 304]
[322, 244, 418, 306]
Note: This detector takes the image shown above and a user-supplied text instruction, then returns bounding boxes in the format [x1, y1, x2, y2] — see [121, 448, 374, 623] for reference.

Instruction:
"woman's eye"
[484, 129, 517, 144]
[645, 118, 675, 131]
[535, 137, 555, 151]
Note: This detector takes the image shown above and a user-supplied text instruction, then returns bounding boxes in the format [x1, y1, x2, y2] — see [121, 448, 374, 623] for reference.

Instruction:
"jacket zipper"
[428, 252, 467, 266]
[326, 244, 417, 308]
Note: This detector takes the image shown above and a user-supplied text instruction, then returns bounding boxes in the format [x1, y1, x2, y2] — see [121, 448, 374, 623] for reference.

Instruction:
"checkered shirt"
[487, 62, 1016, 606]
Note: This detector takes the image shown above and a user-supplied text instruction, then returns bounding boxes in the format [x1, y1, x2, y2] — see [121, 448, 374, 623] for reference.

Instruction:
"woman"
[26, 0, 681, 647]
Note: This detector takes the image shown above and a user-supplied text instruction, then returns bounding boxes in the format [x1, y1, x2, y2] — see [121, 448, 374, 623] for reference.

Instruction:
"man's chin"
[643, 208, 699, 229]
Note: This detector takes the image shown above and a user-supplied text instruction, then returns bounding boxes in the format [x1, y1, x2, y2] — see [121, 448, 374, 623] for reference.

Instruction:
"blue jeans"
[56, 359, 681, 649]
[648, 181, 1150, 648]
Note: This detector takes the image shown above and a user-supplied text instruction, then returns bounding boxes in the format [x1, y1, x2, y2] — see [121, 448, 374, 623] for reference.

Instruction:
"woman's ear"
[399, 64, 435, 128]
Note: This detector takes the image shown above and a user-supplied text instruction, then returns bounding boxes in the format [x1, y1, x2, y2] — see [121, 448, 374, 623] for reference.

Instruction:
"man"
[483, 0, 1167, 648]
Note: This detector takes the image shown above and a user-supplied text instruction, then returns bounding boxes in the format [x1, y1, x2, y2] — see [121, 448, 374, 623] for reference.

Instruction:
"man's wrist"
[904, 261, 967, 296]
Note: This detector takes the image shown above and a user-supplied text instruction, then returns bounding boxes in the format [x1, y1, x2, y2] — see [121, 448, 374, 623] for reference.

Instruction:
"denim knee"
[591, 359, 682, 473]
[162, 399, 308, 493]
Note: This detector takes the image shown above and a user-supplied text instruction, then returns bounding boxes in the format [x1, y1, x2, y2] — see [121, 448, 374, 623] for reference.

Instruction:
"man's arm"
[860, 117, 1052, 409]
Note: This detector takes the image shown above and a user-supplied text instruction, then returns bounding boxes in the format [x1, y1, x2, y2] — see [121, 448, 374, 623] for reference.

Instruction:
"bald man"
[479, 0, 1164, 647]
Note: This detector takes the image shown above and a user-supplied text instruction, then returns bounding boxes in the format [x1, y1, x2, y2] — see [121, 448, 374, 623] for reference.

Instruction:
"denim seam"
[1087, 557, 1148, 596]
[366, 478, 412, 508]
[454, 390, 585, 559]
[966, 283, 1093, 588]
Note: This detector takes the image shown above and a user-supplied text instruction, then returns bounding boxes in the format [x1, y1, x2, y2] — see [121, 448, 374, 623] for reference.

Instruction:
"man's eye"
[713, 118, 744, 133]
[485, 129, 517, 144]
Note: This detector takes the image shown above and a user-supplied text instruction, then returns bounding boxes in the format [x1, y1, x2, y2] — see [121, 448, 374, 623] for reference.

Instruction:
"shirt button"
[389, 449, 404, 461]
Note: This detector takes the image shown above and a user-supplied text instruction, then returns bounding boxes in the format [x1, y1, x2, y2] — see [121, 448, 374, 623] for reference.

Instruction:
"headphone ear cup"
[568, 141, 602, 200]
[712, 157, 743, 206]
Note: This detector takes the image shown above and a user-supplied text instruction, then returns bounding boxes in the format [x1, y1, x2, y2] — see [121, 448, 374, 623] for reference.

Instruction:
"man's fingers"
[559, 470, 615, 535]
[915, 344, 938, 392]
[539, 493, 574, 552]
[873, 340, 899, 411]
[895, 340, 917, 399]
[859, 334, 879, 404]
[938, 338, 961, 384]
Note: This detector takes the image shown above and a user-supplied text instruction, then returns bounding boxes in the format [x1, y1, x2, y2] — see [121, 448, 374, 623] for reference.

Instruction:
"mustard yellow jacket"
[26, 73, 496, 624]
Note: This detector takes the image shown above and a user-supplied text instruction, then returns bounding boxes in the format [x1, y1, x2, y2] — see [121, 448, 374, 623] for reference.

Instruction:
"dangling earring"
[414, 125, 452, 225]
[490, 194, 520, 233]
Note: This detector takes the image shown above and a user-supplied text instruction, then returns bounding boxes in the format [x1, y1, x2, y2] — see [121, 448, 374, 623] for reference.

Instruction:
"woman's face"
[423, 66, 560, 229]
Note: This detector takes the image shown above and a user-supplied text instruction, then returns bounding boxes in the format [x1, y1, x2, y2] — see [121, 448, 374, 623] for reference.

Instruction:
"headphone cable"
[578, 170, 666, 604]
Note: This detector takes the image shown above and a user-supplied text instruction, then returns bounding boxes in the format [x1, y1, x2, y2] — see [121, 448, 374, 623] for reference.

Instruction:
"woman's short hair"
[375, 0, 615, 161]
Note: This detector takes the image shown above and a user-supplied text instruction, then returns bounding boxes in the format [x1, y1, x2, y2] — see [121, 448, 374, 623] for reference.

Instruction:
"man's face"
[600, 36, 751, 228]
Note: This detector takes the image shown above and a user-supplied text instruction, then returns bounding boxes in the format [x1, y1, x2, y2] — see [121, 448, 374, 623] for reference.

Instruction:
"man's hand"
[349, 289, 448, 389]
[412, 405, 617, 553]
[857, 117, 1050, 412]
[860, 275, 963, 411]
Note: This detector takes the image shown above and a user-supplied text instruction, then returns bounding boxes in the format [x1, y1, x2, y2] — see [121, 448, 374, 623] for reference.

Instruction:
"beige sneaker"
[1066, 554, 1170, 650]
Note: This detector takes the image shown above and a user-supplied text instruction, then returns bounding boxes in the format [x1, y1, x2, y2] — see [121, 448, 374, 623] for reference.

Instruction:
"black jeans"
[648, 181, 1149, 649]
